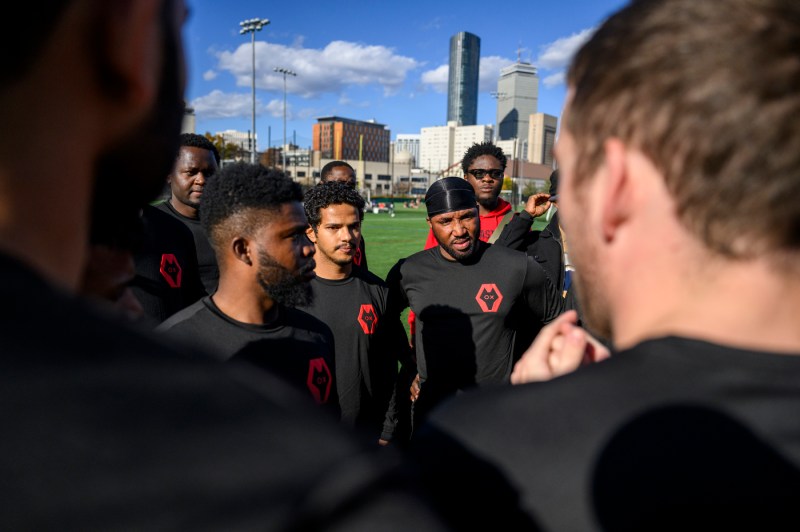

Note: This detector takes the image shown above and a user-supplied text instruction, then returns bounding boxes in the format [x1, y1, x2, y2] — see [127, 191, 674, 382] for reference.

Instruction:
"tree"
[522, 179, 548, 199]
[502, 176, 513, 191]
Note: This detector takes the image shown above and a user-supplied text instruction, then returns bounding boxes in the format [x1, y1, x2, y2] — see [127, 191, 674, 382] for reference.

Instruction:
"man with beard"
[159, 162, 339, 415]
[157, 132, 221, 293]
[300, 181, 411, 444]
[386, 177, 562, 432]
[411, 1, 800, 530]
[408, 142, 516, 341]
[0, 2, 456, 529]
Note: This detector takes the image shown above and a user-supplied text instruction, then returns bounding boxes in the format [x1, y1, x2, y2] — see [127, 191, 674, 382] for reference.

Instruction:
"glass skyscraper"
[447, 32, 480, 126]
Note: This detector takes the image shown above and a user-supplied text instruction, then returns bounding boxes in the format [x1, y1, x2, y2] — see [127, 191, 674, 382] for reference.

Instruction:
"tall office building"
[447, 32, 481, 126]
[495, 61, 539, 144]
[312, 116, 390, 163]
[527, 113, 558, 166]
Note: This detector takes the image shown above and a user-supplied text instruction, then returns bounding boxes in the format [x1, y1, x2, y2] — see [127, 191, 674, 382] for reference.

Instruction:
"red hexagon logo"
[475, 283, 503, 313]
[159, 253, 182, 288]
[306, 357, 332, 404]
[357, 304, 378, 335]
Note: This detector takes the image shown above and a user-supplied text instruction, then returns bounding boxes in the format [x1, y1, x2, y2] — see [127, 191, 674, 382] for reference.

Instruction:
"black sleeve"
[359, 235, 368, 271]
[384, 260, 409, 320]
[523, 255, 563, 324]
[493, 211, 538, 251]
[377, 313, 412, 442]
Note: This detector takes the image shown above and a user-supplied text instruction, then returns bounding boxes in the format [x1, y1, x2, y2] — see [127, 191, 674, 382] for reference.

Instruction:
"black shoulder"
[157, 299, 209, 332]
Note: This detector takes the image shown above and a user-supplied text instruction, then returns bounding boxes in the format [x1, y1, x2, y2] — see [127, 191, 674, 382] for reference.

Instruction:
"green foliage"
[502, 176, 513, 190]
[522, 179, 548, 198]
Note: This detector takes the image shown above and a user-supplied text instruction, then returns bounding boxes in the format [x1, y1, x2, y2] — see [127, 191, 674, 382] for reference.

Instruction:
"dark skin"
[426, 207, 480, 262]
[464, 155, 505, 216]
[168, 146, 219, 219]
[321, 166, 356, 188]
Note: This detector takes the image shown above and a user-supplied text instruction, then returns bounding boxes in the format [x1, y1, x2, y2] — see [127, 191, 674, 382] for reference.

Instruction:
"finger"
[511, 311, 578, 384]
[549, 326, 590, 378]
[583, 333, 612, 364]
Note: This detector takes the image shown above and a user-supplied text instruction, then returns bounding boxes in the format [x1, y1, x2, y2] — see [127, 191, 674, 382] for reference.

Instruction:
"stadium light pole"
[274, 67, 296, 171]
[239, 17, 270, 163]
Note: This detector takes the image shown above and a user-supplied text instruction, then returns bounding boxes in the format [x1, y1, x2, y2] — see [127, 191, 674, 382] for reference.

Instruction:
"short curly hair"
[304, 181, 365, 229]
[461, 142, 507, 175]
[179, 133, 220, 164]
[200, 162, 302, 251]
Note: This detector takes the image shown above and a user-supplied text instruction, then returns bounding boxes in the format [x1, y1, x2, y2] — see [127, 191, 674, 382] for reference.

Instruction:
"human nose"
[452, 219, 468, 235]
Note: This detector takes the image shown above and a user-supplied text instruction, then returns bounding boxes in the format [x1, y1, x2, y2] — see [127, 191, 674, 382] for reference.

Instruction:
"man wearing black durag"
[385, 177, 562, 433]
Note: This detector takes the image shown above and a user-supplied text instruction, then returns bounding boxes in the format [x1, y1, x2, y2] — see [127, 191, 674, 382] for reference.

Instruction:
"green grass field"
[361, 203, 551, 280]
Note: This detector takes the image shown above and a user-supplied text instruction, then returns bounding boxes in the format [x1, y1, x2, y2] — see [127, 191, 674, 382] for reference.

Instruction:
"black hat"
[548, 169, 560, 200]
[425, 177, 476, 217]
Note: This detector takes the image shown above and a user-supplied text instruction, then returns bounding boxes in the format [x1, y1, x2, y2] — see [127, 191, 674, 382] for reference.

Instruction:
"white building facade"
[420, 121, 493, 175]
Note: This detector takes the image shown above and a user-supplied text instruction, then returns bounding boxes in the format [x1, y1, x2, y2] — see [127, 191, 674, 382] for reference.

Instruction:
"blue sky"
[184, 0, 627, 150]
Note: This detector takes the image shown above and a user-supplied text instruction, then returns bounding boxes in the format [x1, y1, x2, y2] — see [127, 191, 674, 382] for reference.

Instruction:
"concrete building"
[181, 104, 196, 134]
[312, 116, 390, 163]
[419, 121, 493, 175]
[448, 31, 481, 126]
[495, 139, 524, 165]
[495, 61, 539, 147]
[527, 113, 558, 166]
[394, 134, 420, 166]
[214, 129, 257, 160]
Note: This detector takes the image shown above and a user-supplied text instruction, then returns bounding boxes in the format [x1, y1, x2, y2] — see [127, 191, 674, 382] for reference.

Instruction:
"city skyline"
[185, 0, 627, 149]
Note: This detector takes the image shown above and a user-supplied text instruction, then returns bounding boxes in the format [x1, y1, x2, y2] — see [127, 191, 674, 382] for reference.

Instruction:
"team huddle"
[127, 135, 565, 444]
[2, 0, 799, 529]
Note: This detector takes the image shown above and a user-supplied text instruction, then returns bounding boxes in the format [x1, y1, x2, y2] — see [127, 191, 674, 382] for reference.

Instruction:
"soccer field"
[361, 206, 430, 281]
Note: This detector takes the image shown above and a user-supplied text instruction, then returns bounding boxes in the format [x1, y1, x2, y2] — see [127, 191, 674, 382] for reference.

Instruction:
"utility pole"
[239, 17, 270, 163]
[274, 67, 296, 171]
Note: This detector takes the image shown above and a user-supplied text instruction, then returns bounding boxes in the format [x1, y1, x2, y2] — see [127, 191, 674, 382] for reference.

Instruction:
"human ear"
[232, 237, 252, 266]
[305, 225, 317, 243]
[599, 138, 634, 243]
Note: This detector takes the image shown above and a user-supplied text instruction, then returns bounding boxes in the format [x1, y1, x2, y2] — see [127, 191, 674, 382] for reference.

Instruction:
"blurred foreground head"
[556, 0, 800, 343]
[0, 0, 187, 289]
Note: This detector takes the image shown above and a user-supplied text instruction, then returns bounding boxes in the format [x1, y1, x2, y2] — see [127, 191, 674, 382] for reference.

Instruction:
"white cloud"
[537, 28, 595, 69]
[203, 70, 217, 81]
[420, 64, 448, 93]
[543, 72, 565, 88]
[215, 40, 419, 98]
[265, 99, 286, 118]
[191, 90, 257, 119]
[479, 56, 515, 92]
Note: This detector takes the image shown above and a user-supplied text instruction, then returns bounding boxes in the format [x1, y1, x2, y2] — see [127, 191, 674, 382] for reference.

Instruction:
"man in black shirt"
[131, 204, 207, 324]
[412, 1, 800, 530]
[301, 181, 411, 444]
[159, 162, 338, 414]
[157, 133, 220, 293]
[386, 177, 562, 430]
[0, 2, 454, 529]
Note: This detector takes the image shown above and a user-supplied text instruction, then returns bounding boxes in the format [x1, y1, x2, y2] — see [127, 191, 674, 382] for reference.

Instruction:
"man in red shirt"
[422, 142, 512, 247]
